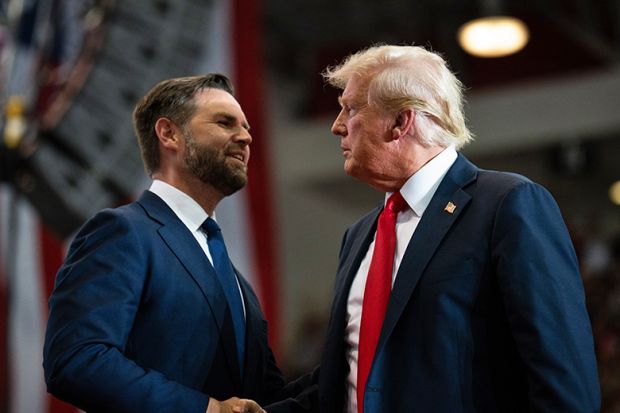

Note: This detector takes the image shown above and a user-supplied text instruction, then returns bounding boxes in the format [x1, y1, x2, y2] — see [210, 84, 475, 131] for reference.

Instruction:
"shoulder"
[80, 202, 149, 235]
[475, 168, 533, 192]
[468, 167, 556, 207]
[476, 171, 567, 240]
[66, 201, 154, 258]
[450, 159, 562, 230]
[444, 154, 549, 207]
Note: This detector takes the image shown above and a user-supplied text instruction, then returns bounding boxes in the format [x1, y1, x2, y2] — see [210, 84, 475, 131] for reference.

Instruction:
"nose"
[331, 110, 347, 137]
[234, 127, 252, 146]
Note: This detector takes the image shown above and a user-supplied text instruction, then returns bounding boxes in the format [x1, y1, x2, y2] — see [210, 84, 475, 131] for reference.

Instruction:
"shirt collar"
[148, 179, 212, 231]
[388, 145, 457, 217]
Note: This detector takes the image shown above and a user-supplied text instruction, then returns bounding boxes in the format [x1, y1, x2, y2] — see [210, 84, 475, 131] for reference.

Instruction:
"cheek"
[347, 123, 367, 150]
[349, 129, 377, 159]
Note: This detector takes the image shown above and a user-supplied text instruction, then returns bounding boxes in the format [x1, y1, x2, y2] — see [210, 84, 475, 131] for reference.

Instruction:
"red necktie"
[357, 191, 408, 413]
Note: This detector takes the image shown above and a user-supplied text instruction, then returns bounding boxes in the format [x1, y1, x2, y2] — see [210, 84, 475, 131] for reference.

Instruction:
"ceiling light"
[609, 180, 620, 206]
[458, 16, 529, 58]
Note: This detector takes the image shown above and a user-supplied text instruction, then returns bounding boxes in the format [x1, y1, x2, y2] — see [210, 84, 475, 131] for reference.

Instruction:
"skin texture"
[207, 396, 266, 413]
[331, 75, 445, 191]
[152, 88, 252, 215]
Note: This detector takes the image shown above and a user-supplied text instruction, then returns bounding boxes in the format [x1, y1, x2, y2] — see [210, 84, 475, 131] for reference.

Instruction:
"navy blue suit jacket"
[44, 191, 284, 412]
[269, 154, 600, 413]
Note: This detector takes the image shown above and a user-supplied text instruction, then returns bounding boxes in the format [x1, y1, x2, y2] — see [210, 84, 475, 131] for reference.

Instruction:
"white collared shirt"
[345, 146, 458, 413]
[148, 180, 245, 316]
[149, 179, 213, 263]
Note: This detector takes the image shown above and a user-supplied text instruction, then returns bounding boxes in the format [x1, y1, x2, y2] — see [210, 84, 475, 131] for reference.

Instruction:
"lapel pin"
[444, 202, 456, 214]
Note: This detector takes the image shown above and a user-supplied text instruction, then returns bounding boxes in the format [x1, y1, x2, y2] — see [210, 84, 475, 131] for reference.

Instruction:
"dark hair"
[132, 73, 234, 175]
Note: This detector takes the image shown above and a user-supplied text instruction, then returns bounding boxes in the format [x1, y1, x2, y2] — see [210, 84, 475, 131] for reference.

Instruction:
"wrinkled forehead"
[340, 74, 371, 103]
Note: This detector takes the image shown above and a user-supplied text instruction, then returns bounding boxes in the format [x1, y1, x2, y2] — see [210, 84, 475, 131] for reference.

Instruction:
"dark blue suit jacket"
[269, 154, 600, 413]
[44, 191, 284, 412]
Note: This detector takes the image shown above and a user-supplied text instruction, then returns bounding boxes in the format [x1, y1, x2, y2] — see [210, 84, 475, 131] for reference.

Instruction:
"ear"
[391, 108, 415, 140]
[154, 117, 182, 149]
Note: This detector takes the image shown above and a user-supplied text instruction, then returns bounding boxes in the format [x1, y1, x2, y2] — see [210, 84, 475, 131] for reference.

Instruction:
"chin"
[344, 162, 362, 179]
[343, 161, 354, 175]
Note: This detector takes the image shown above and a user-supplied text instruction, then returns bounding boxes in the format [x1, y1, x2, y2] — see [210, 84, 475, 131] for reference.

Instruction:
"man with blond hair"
[269, 45, 600, 413]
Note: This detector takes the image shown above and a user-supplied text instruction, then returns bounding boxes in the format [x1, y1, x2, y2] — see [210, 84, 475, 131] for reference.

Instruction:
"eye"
[342, 104, 356, 117]
[216, 118, 233, 127]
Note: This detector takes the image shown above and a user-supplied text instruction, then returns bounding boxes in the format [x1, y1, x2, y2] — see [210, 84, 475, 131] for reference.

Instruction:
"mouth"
[226, 150, 247, 165]
[341, 146, 351, 157]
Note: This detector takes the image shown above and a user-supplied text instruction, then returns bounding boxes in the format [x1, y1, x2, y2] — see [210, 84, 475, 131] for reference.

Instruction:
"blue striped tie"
[202, 217, 245, 373]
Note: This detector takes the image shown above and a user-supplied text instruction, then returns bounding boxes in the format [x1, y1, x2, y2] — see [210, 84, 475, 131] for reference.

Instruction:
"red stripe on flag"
[39, 225, 63, 299]
[231, 0, 281, 355]
[38, 225, 76, 413]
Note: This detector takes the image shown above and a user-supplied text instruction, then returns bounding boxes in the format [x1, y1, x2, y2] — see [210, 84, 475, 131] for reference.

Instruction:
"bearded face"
[182, 128, 248, 196]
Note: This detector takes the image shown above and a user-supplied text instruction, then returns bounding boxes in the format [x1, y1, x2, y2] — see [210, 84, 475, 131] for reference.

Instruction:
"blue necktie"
[202, 217, 245, 373]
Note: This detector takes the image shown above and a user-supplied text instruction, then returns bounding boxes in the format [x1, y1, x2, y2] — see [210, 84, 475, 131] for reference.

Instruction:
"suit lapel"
[320, 209, 381, 409]
[332, 208, 381, 329]
[376, 155, 477, 353]
[137, 191, 242, 387]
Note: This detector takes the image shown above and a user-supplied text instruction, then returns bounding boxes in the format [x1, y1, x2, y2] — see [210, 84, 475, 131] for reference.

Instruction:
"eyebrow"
[337, 95, 364, 109]
[213, 112, 251, 131]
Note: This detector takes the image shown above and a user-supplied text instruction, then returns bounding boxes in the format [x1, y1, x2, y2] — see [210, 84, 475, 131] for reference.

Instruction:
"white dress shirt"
[148, 180, 245, 317]
[345, 146, 457, 413]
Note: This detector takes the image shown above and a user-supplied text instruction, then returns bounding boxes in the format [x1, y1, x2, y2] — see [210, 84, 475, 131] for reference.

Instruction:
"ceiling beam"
[464, 66, 620, 156]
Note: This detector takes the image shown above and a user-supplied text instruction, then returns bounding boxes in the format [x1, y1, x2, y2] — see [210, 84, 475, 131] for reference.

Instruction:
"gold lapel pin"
[444, 202, 456, 214]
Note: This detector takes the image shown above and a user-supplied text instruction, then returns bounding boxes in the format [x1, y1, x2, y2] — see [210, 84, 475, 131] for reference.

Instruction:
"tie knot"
[386, 191, 408, 214]
[202, 217, 221, 235]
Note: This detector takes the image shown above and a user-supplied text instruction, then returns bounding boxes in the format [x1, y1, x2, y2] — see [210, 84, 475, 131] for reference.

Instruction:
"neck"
[367, 144, 447, 192]
[152, 171, 223, 216]
[406, 144, 446, 176]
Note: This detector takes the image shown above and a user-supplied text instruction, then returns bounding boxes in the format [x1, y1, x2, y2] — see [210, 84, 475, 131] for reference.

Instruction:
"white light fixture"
[609, 180, 620, 206]
[458, 16, 530, 58]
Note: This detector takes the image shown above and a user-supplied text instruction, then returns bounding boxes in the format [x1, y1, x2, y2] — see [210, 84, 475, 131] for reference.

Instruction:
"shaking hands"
[207, 396, 266, 413]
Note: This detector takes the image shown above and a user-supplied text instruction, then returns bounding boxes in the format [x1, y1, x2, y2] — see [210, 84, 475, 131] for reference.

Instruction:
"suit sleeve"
[237, 276, 287, 405]
[265, 367, 320, 413]
[266, 227, 356, 412]
[43, 210, 211, 413]
[491, 181, 600, 413]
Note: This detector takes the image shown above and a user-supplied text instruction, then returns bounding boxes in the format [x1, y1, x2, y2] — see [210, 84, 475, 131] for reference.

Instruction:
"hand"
[207, 397, 266, 413]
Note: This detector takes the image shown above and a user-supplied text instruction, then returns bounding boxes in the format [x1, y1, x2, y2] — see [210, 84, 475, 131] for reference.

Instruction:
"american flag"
[0, 0, 279, 411]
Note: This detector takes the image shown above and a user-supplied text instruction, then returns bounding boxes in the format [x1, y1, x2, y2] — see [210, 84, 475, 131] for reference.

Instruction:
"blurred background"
[1, 0, 619, 412]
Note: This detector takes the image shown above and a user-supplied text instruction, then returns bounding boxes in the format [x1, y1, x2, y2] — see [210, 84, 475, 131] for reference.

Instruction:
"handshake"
[40, 44, 602, 413]
[207, 397, 266, 413]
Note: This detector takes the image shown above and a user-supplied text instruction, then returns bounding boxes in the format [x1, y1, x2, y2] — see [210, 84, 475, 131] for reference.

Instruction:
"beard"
[183, 130, 248, 196]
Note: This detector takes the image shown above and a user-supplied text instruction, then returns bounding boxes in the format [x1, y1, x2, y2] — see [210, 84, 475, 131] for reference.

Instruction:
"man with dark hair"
[44, 74, 283, 413]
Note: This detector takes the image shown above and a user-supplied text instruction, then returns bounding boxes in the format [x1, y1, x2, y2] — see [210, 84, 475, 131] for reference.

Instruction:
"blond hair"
[323, 45, 473, 149]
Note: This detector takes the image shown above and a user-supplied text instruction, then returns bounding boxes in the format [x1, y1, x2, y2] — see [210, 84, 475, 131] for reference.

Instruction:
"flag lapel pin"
[444, 202, 456, 214]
